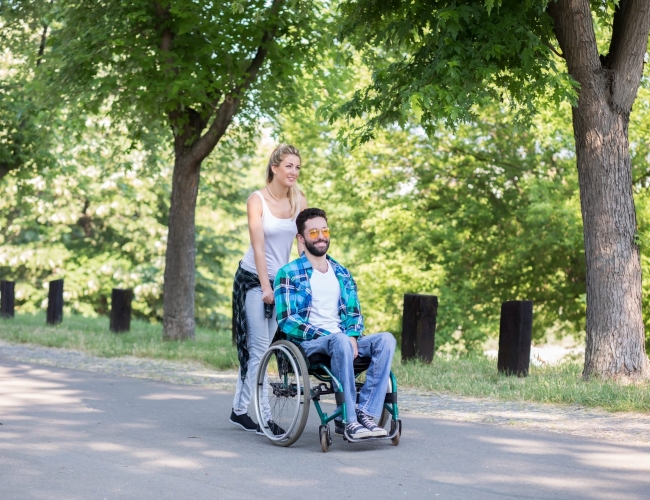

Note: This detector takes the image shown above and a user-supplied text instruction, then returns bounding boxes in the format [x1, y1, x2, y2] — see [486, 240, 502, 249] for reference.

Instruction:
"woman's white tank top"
[240, 191, 299, 279]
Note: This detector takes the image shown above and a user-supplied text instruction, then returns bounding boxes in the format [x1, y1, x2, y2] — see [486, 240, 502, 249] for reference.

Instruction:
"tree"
[336, 0, 650, 380]
[289, 98, 585, 351]
[0, 114, 248, 326]
[38, 0, 326, 339]
[0, 1, 53, 181]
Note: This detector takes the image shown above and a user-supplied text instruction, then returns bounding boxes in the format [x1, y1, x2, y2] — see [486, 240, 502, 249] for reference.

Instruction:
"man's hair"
[296, 207, 328, 235]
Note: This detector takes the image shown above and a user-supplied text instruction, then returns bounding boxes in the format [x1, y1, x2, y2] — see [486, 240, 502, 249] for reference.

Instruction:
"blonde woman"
[230, 144, 307, 434]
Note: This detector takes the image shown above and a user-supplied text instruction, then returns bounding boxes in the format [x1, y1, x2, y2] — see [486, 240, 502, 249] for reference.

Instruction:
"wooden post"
[401, 293, 438, 363]
[1, 281, 15, 318]
[46, 279, 64, 325]
[110, 288, 133, 333]
[497, 300, 533, 377]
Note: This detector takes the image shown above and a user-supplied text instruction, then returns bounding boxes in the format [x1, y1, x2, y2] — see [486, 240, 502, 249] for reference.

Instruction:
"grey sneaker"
[346, 421, 372, 439]
[356, 409, 388, 437]
[229, 410, 257, 431]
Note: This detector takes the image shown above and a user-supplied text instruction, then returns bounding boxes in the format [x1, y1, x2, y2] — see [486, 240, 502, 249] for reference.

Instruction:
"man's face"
[301, 216, 330, 257]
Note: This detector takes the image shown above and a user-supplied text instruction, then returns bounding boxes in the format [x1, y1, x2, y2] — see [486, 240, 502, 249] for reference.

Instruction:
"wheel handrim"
[255, 344, 304, 442]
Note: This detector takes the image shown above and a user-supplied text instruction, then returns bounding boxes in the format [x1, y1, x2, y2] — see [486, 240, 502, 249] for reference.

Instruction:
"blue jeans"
[301, 332, 396, 423]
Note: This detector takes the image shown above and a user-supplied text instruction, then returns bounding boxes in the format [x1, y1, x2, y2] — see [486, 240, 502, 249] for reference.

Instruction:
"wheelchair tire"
[254, 340, 310, 447]
[390, 419, 402, 446]
[377, 376, 394, 429]
[319, 425, 331, 453]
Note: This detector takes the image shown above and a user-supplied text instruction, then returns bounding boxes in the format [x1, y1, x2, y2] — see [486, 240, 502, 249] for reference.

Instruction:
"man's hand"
[348, 336, 358, 358]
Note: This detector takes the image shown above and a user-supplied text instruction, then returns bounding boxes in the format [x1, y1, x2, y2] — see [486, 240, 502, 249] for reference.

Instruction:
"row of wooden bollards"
[401, 294, 533, 377]
[0, 279, 134, 333]
[2, 280, 532, 376]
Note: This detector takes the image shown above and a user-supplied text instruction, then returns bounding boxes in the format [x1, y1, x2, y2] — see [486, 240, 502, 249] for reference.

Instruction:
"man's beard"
[304, 238, 330, 257]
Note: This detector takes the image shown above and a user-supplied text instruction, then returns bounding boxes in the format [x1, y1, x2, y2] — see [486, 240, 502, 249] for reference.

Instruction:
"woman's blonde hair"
[266, 143, 302, 217]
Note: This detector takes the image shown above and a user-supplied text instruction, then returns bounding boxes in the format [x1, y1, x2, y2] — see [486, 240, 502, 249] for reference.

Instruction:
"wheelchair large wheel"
[254, 340, 310, 447]
[377, 376, 394, 429]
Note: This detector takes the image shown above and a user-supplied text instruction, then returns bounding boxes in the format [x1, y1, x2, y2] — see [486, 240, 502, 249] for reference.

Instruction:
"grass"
[1, 313, 649, 413]
[0, 313, 238, 370]
[391, 355, 650, 413]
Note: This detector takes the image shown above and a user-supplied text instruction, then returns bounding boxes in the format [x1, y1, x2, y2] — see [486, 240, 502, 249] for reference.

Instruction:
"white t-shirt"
[309, 262, 342, 335]
[240, 191, 299, 279]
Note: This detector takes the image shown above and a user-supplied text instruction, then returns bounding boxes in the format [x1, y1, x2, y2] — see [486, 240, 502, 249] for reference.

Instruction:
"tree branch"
[606, 0, 629, 63]
[153, 2, 176, 69]
[546, 0, 601, 91]
[633, 169, 650, 185]
[604, 0, 650, 113]
[190, 0, 284, 163]
[36, 23, 48, 66]
[543, 40, 564, 59]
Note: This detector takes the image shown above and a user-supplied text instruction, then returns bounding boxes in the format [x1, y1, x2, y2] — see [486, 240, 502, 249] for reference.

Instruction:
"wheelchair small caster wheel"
[390, 419, 402, 446]
[319, 425, 331, 453]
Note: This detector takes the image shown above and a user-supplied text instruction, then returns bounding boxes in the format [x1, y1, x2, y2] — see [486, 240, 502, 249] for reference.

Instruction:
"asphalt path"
[1, 359, 649, 500]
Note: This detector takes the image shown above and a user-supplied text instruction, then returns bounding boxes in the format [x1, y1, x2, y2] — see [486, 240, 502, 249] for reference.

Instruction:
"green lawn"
[0, 313, 238, 370]
[1, 313, 649, 413]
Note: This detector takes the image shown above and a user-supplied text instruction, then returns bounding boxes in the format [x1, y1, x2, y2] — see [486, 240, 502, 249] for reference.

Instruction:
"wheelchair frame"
[254, 338, 402, 452]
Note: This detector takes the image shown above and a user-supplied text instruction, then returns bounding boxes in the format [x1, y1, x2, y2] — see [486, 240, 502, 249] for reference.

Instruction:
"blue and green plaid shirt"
[274, 253, 364, 342]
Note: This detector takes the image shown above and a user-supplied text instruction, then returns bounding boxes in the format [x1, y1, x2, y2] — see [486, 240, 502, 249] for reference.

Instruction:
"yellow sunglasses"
[306, 227, 330, 239]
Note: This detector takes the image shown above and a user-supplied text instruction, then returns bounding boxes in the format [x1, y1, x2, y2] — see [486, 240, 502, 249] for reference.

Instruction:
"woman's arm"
[247, 194, 274, 304]
[296, 193, 308, 255]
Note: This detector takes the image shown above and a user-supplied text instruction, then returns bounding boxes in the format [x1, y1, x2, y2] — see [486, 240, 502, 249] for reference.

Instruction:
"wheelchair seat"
[307, 352, 372, 375]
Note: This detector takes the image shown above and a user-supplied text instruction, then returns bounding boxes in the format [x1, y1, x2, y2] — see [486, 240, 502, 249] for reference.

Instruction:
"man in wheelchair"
[274, 208, 397, 440]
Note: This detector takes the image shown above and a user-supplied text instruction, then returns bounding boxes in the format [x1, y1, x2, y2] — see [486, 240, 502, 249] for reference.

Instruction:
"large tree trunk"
[573, 100, 649, 380]
[548, 0, 650, 381]
[162, 154, 202, 340]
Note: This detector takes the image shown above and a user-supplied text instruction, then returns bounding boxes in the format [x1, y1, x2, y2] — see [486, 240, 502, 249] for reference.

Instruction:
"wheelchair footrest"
[342, 419, 401, 444]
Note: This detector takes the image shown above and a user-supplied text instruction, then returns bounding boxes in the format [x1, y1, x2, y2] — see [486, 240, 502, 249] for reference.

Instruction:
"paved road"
[1, 359, 649, 500]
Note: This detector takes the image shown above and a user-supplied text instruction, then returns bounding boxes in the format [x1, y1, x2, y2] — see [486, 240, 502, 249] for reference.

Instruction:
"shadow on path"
[1, 360, 649, 500]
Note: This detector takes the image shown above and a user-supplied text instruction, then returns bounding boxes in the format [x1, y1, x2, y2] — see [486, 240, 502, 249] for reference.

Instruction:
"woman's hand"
[261, 287, 275, 305]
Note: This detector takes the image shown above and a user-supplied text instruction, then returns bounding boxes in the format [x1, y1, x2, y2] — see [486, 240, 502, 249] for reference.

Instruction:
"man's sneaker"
[345, 421, 372, 439]
[229, 409, 257, 431]
[356, 409, 388, 437]
[334, 419, 345, 436]
[256, 420, 286, 437]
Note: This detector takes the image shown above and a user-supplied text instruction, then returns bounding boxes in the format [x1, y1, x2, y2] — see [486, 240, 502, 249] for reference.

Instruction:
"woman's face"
[271, 154, 301, 188]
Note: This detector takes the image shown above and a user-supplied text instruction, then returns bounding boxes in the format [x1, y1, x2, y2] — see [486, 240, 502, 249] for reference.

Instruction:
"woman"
[230, 144, 307, 434]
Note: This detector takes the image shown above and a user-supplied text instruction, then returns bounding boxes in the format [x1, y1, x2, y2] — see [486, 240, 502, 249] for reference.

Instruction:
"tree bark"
[548, 0, 650, 381]
[162, 154, 202, 340]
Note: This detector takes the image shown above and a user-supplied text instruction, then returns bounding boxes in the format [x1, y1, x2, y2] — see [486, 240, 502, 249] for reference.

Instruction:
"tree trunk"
[548, 0, 650, 381]
[573, 99, 649, 381]
[162, 155, 202, 340]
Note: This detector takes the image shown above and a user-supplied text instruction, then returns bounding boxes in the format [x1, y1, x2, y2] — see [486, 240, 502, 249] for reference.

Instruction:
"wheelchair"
[253, 335, 402, 452]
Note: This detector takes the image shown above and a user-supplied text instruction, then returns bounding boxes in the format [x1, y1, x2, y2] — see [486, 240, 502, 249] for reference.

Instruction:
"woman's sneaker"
[345, 421, 372, 439]
[356, 409, 388, 437]
[256, 420, 286, 436]
[334, 418, 345, 436]
[229, 409, 257, 431]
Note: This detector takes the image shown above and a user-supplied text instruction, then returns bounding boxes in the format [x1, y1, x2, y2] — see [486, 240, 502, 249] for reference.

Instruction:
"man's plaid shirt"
[274, 253, 364, 341]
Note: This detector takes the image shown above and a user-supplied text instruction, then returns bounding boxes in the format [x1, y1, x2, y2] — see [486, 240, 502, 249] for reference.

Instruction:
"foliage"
[0, 117, 251, 328]
[280, 53, 585, 351]
[631, 85, 650, 350]
[0, 3, 55, 180]
[333, 0, 576, 142]
[37, 0, 327, 146]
